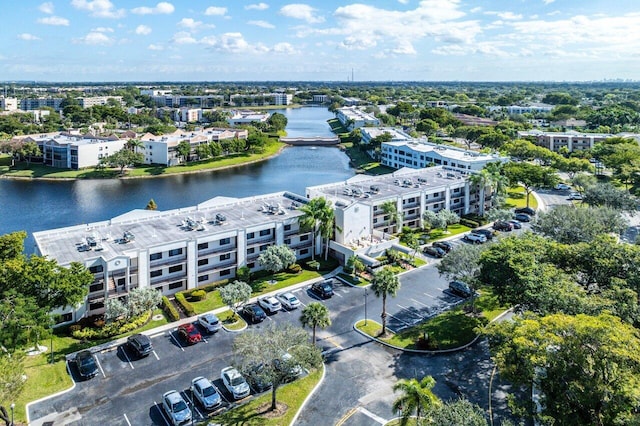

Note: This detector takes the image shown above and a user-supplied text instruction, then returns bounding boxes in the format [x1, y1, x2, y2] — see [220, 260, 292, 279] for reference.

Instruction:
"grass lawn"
[212, 367, 322, 425]
[504, 185, 539, 210]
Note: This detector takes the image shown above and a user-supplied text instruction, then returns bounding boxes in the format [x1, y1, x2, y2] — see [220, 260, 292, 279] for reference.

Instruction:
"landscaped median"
[355, 287, 509, 352]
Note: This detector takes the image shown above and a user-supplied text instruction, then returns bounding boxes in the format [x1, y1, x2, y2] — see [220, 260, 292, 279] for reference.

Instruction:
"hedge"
[162, 296, 180, 322]
[175, 292, 196, 317]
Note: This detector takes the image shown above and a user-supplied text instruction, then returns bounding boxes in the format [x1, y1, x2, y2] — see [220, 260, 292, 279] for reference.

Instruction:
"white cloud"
[177, 18, 204, 29]
[74, 31, 113, 45]
[71, 0, 126, 18]
[280, 4, 324, 24]
[38, 2, 54, 14]
[37, 16, 70, 26]
[148, 43, 164, 50]
[204, 6, 227, 16]
[131, 2, 174, 15]
[135, 25, 152, 35]
[248, 20, 275, 29]
[172, 31, 197, 44]
[18, 33, 41, 41]
[272, 42, 297, 54]
[245, 3, 269, 11]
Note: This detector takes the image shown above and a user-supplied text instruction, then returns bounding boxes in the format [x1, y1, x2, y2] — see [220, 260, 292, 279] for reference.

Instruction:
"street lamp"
[10, 403, 14, 426]
[364, 288, 368, 326]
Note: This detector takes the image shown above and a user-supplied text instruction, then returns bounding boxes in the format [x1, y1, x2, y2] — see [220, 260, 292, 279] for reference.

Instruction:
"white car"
[276, 292, 301, 310]
[463, 233, 487, 244]
[162, 390, 192, 426]
[555, 183, 571, 190]
[258, 296, 282, 314]
[198, 313, 222, 333]
[221, 367, 250, 400]
[190, 376, 222, 410]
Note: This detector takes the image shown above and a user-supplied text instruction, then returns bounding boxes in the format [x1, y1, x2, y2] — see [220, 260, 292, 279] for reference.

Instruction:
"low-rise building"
[380, 140, 507, 172]
[336, 107, 380, 131]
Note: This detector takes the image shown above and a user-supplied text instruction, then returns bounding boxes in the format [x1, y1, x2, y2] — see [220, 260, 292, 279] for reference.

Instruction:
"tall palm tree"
[392, 376, 440, 425]
[381, 200, 402, 235]
[299, 197, 333, 260]
[371, 268, 400, 336]
[300, 302, 331, 345]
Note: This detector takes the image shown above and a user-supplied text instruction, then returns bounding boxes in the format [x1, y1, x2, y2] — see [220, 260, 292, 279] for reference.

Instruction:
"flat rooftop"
[34, 191, 308, 265]
[307, 166, 467, 208]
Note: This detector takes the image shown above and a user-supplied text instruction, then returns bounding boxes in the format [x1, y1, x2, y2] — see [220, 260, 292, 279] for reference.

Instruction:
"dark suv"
[311, 281, 334, 299]
[127, 333, 153, 358]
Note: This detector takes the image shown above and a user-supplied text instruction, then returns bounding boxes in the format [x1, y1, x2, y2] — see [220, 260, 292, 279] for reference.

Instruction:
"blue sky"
[1, 1, 638, 82]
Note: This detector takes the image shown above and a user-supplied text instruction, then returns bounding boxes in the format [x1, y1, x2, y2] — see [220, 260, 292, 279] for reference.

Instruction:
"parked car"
[162, 390, 192, 426]
[276, 292, 301, 310]
[74, 350, 99, 379]
[258, 296, 282, 314]
[514, 213, 532, 222]
[311, 281, 334, 299]
[555, 183, 571, 190]
[493, 220, 513, 232]
[242, 303, 267, 323]
[221, 367, 250, 399]
[472, 229, 495, 240]
[463, 233, 487, 244]
[433, 241, 453, 253]
[508, 220, 522, 229]
[423, 245, 446, 258]
[190, 376, 222, 410]
[568, 192, 583, 200]
[127, 333, 153, 358]
[449, 280, 473, 298]
[515, 207, 536, 216]
[243, 363, 272, 393]
[198, 313, 222, 334]
[177, 323, 202, 345]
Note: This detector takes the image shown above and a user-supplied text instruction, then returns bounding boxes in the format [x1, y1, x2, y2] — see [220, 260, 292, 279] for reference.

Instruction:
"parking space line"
[152, 350, 160, 360]
[123, 413, 131, 426]
[95, 355, 106, 378]
[154, 401, 171, 426]
[120, 346, 134, 370]
[410, 298, 429, 308]
[169, 331, 185, 352]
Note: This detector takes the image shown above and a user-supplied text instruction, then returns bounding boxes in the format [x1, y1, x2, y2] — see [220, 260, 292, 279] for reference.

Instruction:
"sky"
[1, 0, 639, 82]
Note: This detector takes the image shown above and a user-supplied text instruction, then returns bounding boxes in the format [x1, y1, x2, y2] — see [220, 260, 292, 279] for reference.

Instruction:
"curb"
[289, 363, 326, 426]
[352, 307, 514, 355]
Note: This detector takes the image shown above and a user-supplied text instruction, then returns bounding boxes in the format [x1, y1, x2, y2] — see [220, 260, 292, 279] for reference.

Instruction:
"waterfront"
[0, 107, 355, 250]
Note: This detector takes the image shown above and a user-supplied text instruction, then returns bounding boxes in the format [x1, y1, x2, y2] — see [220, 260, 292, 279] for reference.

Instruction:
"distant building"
[360, 127, 412, 144]
[336, 107, 380, 131]
[381, 140, 507, 172]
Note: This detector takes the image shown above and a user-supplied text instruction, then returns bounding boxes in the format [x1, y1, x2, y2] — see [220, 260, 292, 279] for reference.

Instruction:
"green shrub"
[162, 296, 180, 322]
[191, 289, 206, 301]
[175, 292, 196, 317]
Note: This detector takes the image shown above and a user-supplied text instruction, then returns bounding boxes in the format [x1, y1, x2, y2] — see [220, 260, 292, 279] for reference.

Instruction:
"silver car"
[190, 376, 222, 410]
[198, 313, 222, 333]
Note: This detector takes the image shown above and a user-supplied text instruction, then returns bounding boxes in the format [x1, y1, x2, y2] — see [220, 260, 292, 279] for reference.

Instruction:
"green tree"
[299, 197, 334, 260]
[503, 162, 558, 207]
[392, 376, 440, 425]
[176, 140, 192, 164]
[371, 268, 400, 336]
[258, 244, 296, 273]
[219, 280, 252, 319]
[232, 323, 322, 411]
[299, 302, 331, 345]
[532, 205, 627, 244]
[485, 313, 640, 426]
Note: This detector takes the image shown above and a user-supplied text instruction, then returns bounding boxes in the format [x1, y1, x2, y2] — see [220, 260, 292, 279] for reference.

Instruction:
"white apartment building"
[381, 140, 507, 172]
[336, 107, 380, 131]
[517, 130, 613, 152]
[33, 191, 315, 324]
[0, 97, 18, 111]
[306, 167, 487, 265]
[360, 127, 412, 144]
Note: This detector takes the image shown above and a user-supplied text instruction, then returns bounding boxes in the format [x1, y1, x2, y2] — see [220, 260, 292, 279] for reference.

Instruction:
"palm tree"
[371, 268, 400, 336]
[299, 197, 333, 260]
[300, 302, 331, 346]
[392, 376, 440, 425]
[381, 200, 402, 235]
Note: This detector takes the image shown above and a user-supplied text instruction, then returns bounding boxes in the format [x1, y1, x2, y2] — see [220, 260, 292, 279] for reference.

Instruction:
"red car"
[177, 323, 202, 345]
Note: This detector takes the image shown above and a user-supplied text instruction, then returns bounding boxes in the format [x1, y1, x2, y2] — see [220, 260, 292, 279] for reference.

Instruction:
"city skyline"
[1, 0, 639, 82]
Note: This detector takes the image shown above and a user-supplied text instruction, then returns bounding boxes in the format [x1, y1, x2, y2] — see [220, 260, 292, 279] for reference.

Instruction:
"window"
[259, 229, 270, 237]
[168, 265, 183, 273]
[220, 237, 230, 245]
[169, 248, 183, 257]
[198, 275, 208, 282]
[198, 259, 208, 266]
[247, 232, 255, 239]
[197, 242, 208, 250]
[169, 281, 183, 290]
[89, 282, 104, 293]
[150, 253, 162, 261]
[89, 265, 103, 273]
[220, 269, 231, 276]
[150, 270, 162, 278]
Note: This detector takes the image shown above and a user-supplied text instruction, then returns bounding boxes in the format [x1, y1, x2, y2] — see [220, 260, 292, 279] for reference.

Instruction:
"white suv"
[221, 367, 250, 399]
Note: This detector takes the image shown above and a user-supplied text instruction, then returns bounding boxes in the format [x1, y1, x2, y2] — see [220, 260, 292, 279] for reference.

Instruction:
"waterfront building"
[335, 107, 380, 131]
[380, 140, 507, 172]
[33, 191, 315, 324]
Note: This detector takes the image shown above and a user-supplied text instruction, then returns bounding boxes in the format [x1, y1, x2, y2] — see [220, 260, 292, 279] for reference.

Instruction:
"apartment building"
[306, 166, 486, 265]
[381, 140, 507, 172]
[360, 127, 412, 144]
[517, 130, 613, 152]
[335, 107, 380, 131]
[33, 191, 314, 323]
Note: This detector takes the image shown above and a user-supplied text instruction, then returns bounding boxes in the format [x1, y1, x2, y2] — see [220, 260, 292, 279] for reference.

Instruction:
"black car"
[310, 281, 334, 299]
[493, 220, 513, 232]
[127, 333, 153, 358]
[242, 303, 267, 323]
[433, 241, 453, 253]
[515, 207, 536, 216]
[423, 246, 446, 258]
[74, 350, 99, 379]
[471, 229, 495, 240]
[514, 213, 531, 222]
